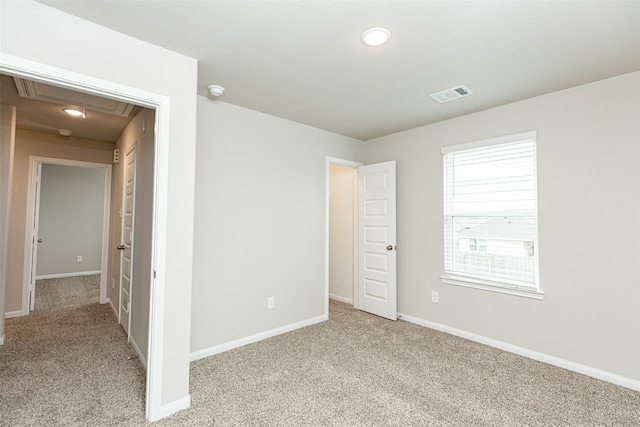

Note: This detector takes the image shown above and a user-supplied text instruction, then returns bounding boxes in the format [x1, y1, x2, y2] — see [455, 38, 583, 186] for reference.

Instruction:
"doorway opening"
[25, 158, 112, 314]
[0, 55, 171, 420]
[325, 157, 362, 318]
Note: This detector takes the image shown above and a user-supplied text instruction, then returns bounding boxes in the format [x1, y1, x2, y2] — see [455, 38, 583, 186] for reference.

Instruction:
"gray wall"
[363, 71, 640, 382]
[37, 163, 105, 277]
[0, 105, 16, 341]
[190, 99, 363, 354]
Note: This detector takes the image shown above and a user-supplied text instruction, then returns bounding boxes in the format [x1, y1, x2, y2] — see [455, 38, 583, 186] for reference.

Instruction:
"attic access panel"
[13, 77, 135, 117]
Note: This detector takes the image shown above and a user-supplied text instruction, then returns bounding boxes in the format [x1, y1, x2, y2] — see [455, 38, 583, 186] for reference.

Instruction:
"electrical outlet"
[267, 296, 275, 310]
[431, 291, 439, 304]
[76, 255, 83, 263]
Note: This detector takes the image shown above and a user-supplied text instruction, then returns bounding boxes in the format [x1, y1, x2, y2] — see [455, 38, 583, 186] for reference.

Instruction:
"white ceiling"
[31, 1, 640, 140]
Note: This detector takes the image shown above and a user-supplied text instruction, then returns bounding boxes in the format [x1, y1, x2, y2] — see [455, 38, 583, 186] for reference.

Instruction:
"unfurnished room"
[0, 1, 639, 425]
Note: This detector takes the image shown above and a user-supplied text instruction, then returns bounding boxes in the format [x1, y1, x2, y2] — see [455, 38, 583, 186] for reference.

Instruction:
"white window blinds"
[442, 131, 540, 292]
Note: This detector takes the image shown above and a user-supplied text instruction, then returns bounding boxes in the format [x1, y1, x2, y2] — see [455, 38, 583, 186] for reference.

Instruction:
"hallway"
[0, 284, 146, 426]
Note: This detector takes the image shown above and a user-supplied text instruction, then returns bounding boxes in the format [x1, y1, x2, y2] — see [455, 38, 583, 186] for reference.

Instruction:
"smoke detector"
[430, 85, 473, 103]
[208, 85, 225, 97]
[58, 129, 72, 137]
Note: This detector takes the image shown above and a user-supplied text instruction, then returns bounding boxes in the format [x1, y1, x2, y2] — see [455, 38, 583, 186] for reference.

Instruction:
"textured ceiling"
[26, 1, 640, 140]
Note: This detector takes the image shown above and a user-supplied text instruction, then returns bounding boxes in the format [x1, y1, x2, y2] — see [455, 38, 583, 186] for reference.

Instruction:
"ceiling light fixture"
[208, 85, 225, 97]
[361, 27, 391, 47]
[63, 108, 84, 117]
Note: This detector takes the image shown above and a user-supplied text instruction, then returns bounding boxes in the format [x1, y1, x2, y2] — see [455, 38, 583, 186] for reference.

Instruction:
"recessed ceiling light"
[361, 27, 391, 47]
[63, 108, 84, 117]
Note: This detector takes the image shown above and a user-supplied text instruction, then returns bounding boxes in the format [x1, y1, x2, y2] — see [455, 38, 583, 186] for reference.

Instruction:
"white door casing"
[357, 161, 397, 320]
[120, 145, 137, 337]
[28, 162, 42, 312]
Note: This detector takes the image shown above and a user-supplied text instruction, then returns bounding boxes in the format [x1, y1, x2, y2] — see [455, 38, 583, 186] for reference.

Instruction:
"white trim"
[0, 53, 171, 423]
[329, 293, 353, 305]
[190, 314, 326, 362]
[4, 310, 22, 319]
[399, 312, 640, 392]
[440, 130, 537, 154]
[325, 157, 363, 319]
[441, 274, 544, 300]
[0, 335, 4, 345]
[159, 395, 191, 420]
[146, 99, 171, 423]
[22, 159, 39, 314]
[130, 335, 148, 370]
[35, 270, 102, 280]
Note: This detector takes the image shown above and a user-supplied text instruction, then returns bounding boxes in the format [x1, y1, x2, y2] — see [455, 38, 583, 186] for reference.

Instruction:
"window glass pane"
[443, 135, 539, 289]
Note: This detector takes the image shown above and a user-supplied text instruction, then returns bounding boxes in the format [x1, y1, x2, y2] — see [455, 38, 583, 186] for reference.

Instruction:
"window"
[441, 131, 542, 299]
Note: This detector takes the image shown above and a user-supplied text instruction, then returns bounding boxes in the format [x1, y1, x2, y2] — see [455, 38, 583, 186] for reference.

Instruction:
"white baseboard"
[36, 270, 101, 280]
[329, 293, 353, 305]
[399, 312, 640, 392]
[4, 310, 22, 319]
[159, 394, 191, 419]
[191, 314, 326, 362]
[0, 334, 4, 345]
[129, 336, 148, 370]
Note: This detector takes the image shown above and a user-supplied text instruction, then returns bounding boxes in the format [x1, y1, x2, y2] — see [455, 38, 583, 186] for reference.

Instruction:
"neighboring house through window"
[440, 131, 542, 299]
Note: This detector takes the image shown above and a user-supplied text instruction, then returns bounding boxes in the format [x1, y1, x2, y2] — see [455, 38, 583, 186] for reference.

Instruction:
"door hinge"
[153, 270, 156, 279]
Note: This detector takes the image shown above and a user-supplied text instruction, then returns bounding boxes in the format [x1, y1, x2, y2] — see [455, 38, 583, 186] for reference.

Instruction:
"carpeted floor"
[34, 274, 100, 311]
[1, 298, 639, 426]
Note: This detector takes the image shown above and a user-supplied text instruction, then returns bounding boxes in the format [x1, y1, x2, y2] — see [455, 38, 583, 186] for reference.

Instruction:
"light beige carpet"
[1, 299, 639, 426]
[35, 274, 100, 312]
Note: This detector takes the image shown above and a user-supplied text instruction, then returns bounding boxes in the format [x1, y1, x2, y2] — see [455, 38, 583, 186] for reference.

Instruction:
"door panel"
[120, 145, 136, 336]
[357, 161, 397, 320]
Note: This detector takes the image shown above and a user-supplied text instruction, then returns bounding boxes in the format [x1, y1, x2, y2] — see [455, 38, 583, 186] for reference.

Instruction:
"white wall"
[0, 0, 198, 413]
[37, 164, 105, 277]
[363, 71, 640, 384]
[329, 164, 355, 304]
[190, 98, 363, 355]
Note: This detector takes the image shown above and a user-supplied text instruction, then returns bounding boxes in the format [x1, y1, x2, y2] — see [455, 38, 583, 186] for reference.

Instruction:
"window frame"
[440, 131, 543, 300]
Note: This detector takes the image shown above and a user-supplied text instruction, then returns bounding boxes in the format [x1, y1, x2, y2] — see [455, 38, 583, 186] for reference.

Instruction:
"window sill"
[440, 274, 544, 300]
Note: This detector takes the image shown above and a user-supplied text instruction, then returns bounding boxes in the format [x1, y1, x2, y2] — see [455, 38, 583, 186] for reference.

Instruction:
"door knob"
[117, 245, 125, 251]
[37, 239, 43, 243]
[386, 245, 395, 251]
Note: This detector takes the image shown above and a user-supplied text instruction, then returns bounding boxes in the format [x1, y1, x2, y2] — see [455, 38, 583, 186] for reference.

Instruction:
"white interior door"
[119, 145, 136, 336]
[358, 161, 397, 320]
[28, 162, 43, 312]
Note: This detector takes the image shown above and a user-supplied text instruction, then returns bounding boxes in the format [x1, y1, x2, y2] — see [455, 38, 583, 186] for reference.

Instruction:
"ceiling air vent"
[429, 85, 473, 103]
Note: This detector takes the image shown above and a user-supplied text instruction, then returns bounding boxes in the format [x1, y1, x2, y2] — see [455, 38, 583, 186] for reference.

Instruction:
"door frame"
[325, 157, 363, 319]
[23, 157, 112, 313]
[0, 53, 170, 421]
